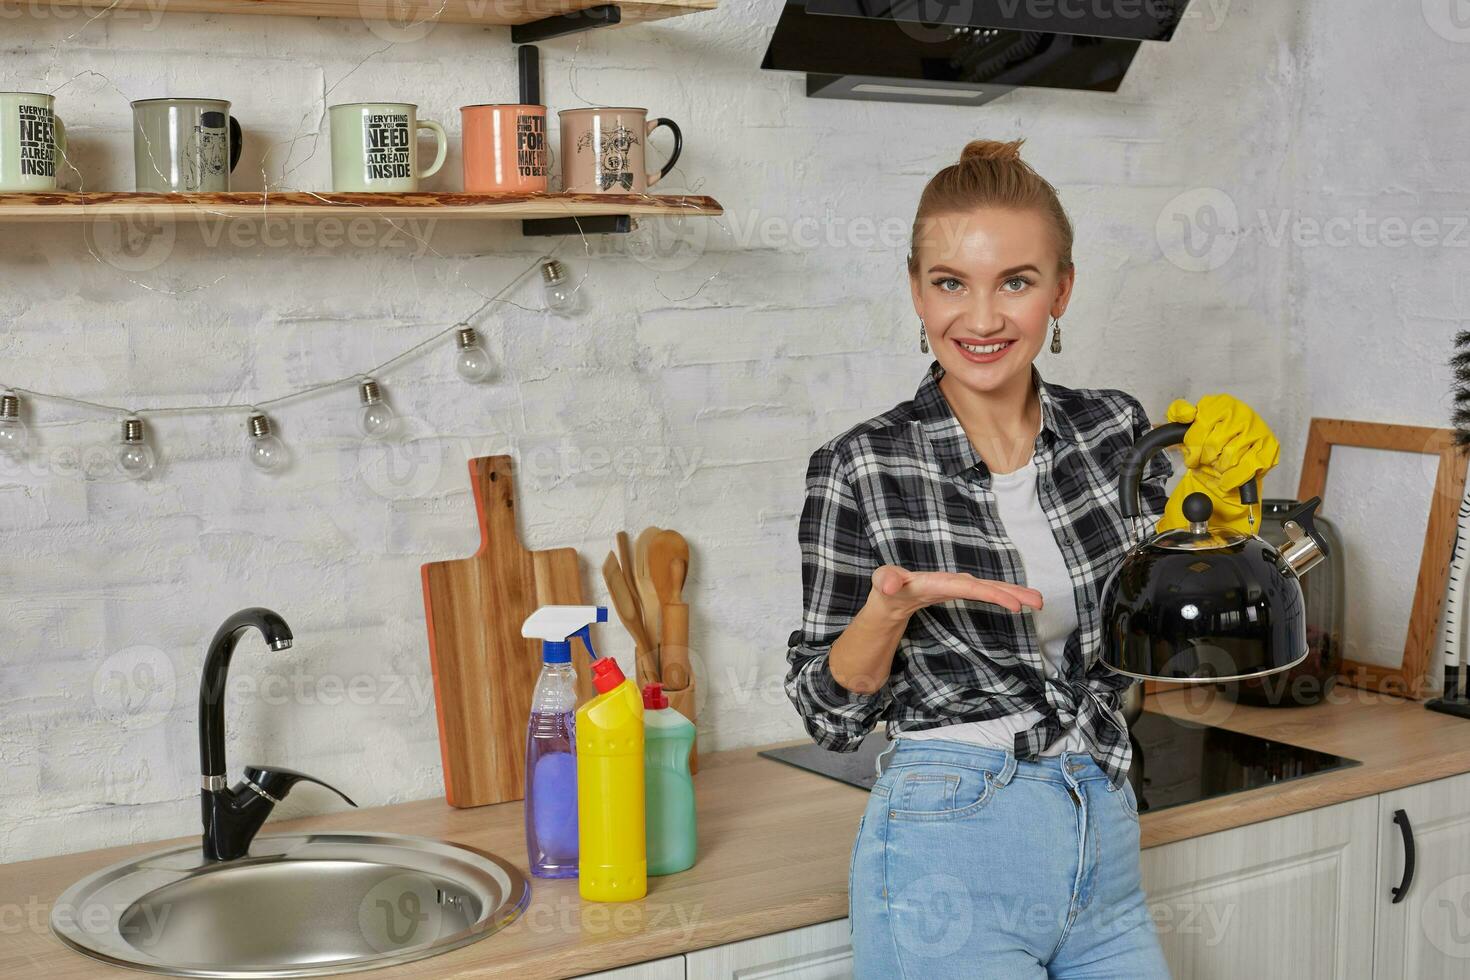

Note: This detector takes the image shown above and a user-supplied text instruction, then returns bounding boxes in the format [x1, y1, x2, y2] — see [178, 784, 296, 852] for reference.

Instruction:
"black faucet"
[200, 607, 357, 861]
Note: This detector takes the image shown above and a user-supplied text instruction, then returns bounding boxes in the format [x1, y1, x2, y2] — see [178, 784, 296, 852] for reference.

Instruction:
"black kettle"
[1098, 422, 1332, 683]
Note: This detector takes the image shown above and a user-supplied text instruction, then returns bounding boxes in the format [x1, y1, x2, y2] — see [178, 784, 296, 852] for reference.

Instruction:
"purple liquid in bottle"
[525, 702, 579, 878]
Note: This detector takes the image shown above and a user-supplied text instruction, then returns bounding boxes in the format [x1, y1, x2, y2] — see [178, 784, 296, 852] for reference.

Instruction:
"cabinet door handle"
[1391, 808, 1416, 904]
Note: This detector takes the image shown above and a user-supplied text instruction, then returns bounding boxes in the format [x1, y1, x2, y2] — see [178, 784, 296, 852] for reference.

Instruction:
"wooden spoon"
[649, 529, 691, 605]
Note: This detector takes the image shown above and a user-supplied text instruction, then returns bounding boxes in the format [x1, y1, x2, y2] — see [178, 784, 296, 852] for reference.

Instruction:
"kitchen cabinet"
[576, 921, 854, 979]
[578, 773, 1470, 980]
[1139, 794, 1380, 980]
[1372, 771, 1470, 979]
[582, 955, 688, 979]
[684, 919, 853, 979]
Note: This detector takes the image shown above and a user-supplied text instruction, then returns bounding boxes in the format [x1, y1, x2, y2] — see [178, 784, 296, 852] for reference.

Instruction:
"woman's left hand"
[1165, 394, 1280, 490]
[1156, 394, 1280, 535]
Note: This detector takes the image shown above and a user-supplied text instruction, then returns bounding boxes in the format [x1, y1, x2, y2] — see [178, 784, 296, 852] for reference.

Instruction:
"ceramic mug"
[329, 103, 447, 193]
[558, 107, 682, 194]
[132, 98, 242, 193]
[0, 92, 66, 192]
[461, 104, 547, 193]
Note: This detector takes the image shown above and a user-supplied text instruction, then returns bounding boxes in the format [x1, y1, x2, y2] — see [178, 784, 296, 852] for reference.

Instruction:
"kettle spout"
[1279, 496, 1330, 577]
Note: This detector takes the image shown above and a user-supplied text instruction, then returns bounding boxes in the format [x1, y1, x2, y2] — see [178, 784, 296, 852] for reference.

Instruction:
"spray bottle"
[576, 647, 647, 901]
[520, 605, 608, 879]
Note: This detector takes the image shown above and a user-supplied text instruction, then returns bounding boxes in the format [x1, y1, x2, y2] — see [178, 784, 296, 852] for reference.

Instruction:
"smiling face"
[910, 207, 1075, 396]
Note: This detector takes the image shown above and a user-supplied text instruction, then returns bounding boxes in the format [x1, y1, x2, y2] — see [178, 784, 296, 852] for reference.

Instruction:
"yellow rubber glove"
[1155, 394, 1281, 535]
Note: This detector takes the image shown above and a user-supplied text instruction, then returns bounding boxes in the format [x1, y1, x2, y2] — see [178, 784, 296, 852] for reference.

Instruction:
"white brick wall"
[5, 0, 1444, 862]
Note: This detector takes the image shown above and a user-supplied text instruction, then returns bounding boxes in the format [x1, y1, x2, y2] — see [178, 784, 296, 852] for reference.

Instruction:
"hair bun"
[960, 138, 1025, 165]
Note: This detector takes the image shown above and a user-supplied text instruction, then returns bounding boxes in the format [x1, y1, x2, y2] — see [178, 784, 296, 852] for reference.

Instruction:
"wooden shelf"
[2, 0, 715, 29]
[0, 191, 722, 235]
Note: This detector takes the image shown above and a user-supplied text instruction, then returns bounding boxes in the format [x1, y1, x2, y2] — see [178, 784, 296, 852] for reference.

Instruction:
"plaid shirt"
[785, 360, 1172, 790]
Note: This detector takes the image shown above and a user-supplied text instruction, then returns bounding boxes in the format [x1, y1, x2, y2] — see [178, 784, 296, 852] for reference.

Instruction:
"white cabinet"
[684, 919, 853, 980]
[578, 773, 1470, 980]
[1372, 771, 1470, 979]
[1140, 795, 1380, 980]
[581, 955, 687, 979]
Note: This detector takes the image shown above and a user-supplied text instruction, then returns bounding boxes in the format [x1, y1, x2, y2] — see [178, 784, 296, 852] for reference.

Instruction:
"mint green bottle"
[642, 683, 697, 876]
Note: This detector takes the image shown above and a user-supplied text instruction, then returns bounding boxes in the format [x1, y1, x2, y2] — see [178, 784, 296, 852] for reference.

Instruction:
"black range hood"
[761, 0, 1187, 106]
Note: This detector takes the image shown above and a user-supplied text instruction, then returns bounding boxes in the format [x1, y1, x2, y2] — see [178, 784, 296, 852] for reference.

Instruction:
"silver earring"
[1050, 317, 1062, 354]
[919, 317, 929, 354]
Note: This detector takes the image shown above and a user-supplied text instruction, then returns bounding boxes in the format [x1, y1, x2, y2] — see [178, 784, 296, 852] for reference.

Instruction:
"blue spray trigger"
[573, 623, 599, 660]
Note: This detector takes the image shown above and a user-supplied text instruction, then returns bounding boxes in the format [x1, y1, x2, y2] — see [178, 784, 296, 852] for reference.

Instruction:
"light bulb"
[246, 412, 288, 472]
[540, 259, 583, 315]
[624, 217, 657, 262]
[0, 392, 29, 458]
[117, 417, 156, 480]
[357, 378, 397, 439]
[453, 325, 493, 383]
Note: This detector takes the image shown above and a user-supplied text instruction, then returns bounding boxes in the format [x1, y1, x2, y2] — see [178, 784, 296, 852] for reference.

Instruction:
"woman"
[785, 139, 1277, 979]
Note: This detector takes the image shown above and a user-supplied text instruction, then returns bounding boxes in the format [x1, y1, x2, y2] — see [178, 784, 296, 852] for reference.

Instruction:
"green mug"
[0, 92, 66, 192]
[131, 97, 242, 193]
[329, 102, 447, 192]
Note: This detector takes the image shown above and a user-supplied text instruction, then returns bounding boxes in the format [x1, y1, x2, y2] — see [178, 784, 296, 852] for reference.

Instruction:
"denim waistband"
[873, 735, 1110, 787]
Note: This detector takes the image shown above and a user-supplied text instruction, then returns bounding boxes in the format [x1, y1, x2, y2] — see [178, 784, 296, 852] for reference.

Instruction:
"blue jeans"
[849, 738, 1170, 979]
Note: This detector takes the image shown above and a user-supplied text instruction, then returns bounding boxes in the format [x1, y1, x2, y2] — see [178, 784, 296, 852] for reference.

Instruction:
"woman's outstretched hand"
[869, 564, 1043, 621]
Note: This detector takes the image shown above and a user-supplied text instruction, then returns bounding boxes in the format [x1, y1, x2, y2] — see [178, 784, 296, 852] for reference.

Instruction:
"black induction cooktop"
[759, 710, 1360, 814]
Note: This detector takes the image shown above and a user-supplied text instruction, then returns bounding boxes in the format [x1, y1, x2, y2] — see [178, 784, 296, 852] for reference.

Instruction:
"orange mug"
[461, 103, 548, 193]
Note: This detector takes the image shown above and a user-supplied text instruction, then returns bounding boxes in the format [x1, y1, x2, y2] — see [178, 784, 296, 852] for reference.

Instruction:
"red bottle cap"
[591, 657, 626, 694]
[642, 682, 668, 709]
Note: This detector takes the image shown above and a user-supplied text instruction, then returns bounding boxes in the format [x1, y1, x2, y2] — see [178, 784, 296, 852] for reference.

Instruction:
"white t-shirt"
[898, 451, 1092, 755]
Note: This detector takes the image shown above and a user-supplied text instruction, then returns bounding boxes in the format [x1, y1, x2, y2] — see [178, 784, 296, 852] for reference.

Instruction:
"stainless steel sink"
[51, 831, 530, 977]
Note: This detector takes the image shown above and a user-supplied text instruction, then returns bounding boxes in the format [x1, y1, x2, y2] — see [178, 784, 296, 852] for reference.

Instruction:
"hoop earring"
[1050, 317, 1062, 355]
[919, 317, 929, 354]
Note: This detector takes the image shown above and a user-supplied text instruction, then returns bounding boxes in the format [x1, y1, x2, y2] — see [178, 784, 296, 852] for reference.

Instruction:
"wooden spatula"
[602, 551, 661, 689]
[634, 526, 664, 656]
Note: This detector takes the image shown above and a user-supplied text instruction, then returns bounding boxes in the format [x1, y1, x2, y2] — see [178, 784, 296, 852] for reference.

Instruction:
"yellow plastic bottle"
[576, 656, 646, 902]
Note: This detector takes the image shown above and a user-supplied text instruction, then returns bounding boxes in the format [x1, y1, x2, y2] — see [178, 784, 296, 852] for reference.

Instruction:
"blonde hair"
[907, 138, 1074, 275]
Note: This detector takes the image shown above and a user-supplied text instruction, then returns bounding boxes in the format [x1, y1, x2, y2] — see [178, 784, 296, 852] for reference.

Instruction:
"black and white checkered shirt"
[785, 360, 1172, 790]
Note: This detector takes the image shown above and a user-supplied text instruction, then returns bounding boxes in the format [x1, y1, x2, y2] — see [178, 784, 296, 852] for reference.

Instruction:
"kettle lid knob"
[1182, 492, 1213, 524]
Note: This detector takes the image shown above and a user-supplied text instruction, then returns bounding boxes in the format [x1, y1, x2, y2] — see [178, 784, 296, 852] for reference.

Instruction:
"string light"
[624, 217, 657, 262]
[357, 378, 397, 439]
[246, 412, 288, 473]
[117, 417, 156, 480]
[453, 326, 493, 383]
[540, 259, 583, 316]
[0, 392, 28, 458]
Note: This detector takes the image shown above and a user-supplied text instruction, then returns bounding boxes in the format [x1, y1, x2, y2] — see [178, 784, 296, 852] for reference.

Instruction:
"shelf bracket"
[511, 4, 621, 43]
[521, 214, 631, 237]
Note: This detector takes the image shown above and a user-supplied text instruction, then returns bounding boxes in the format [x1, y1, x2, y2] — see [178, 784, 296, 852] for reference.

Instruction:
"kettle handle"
[1118, 421, 1259, 519]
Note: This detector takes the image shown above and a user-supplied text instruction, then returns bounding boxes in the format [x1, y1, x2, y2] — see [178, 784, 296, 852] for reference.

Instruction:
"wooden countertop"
[4, 688, 1470, 978]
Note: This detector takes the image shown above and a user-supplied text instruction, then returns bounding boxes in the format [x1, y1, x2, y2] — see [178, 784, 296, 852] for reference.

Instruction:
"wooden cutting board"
[422, 455, 595, 808]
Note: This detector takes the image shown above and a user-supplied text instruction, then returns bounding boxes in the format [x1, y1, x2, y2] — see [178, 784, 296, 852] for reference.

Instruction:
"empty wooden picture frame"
[1297, 418, 1468, 699]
